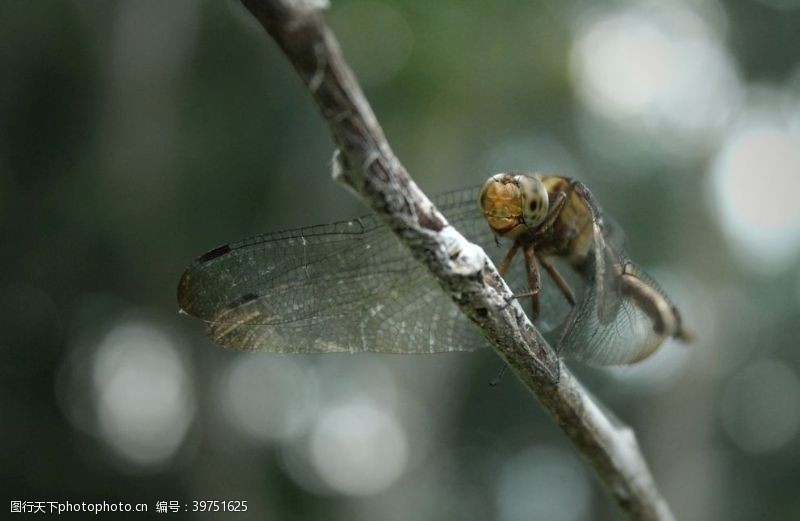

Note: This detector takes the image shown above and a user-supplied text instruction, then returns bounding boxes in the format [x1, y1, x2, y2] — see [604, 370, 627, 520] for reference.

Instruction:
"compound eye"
[477, 173, 513, 214]
[515, 174, 549, 226]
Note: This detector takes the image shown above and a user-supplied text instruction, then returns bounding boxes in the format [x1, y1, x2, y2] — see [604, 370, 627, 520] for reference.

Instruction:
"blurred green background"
[2, 0, 800, 519]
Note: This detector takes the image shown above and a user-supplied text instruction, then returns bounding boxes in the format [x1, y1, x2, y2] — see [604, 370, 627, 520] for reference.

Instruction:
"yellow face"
[478, 173, 550, 238]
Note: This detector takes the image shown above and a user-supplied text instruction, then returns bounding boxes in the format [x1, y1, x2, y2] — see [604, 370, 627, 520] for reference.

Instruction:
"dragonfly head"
[479, 173, 550, 238]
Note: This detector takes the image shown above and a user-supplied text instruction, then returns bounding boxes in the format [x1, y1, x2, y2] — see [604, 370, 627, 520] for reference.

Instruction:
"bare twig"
[239, 1, 675, 519]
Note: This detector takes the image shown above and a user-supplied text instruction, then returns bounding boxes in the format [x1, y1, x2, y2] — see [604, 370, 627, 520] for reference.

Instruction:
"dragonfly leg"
[535, 191, 568, 235]
[489, 364, 508, 387]
[537, 254, 576, 306]
[496, 242, 523, 311]
[556, 304, 580, 355]
[497, 242, 520, 276]
[522, 244, 542, 319]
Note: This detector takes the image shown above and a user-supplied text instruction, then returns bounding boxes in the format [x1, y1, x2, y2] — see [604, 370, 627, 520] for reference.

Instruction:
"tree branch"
[240, 1, 675, 519]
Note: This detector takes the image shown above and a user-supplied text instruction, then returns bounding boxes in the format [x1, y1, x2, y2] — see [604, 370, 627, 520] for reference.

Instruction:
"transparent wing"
[178, 187, 577, 354]
[181, 188, 533, 353]
[178, 181, 672, 364]
[556, 187, 665, 365]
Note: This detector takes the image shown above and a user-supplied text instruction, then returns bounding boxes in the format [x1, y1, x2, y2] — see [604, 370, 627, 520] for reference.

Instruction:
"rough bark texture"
[240, 1, 676, 519]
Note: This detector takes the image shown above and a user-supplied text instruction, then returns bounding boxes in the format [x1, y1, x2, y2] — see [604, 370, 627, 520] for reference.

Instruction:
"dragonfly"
[177, 173, 691, 366]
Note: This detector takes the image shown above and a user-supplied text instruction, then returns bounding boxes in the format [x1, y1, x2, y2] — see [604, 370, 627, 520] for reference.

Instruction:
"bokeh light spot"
[495, 445, 591, 521]
[92, 320, 195, 468]
[221, 356, 319, 443]
[710, 123, 800, 272]
[570, 6, 739, 142]
[720, 359, 800, 453]
[309, 398, 408, 496]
